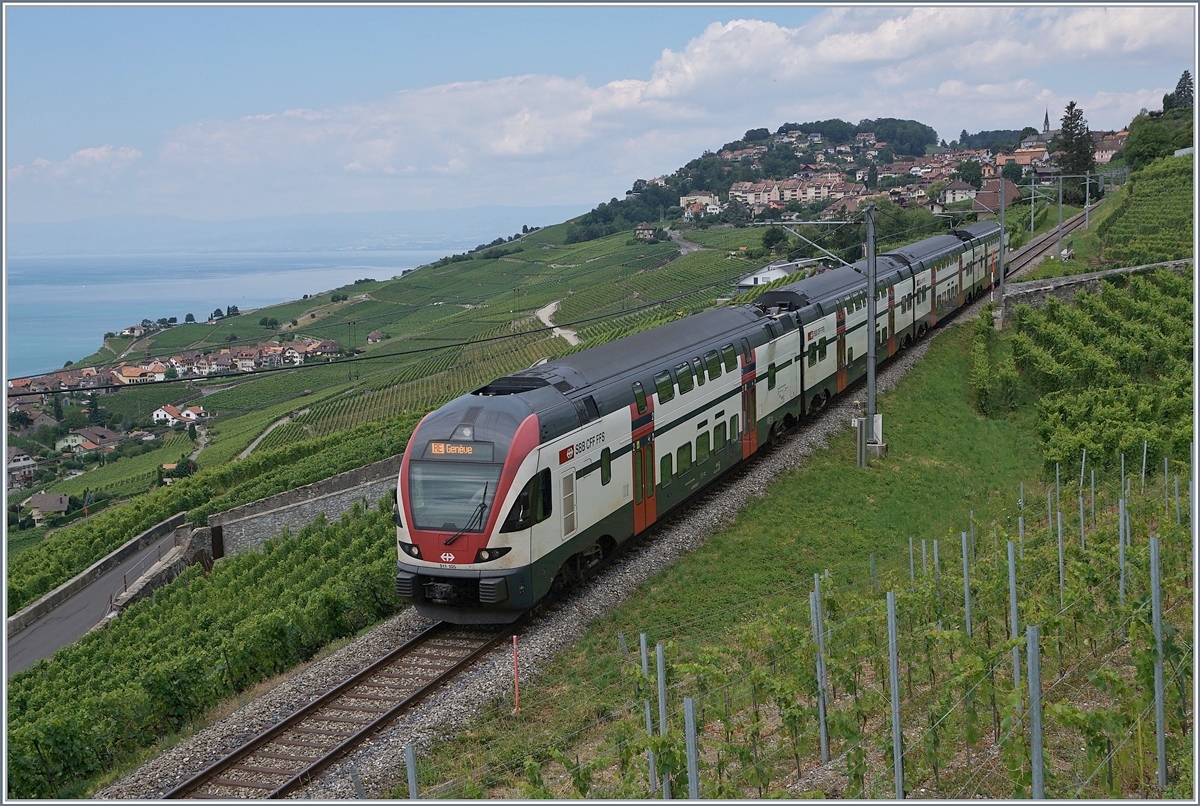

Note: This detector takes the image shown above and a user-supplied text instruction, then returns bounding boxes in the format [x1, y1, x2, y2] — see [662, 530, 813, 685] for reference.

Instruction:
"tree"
[1057, 101, 1096, 204]
[1122, 119, 1176, 169]
[1176, 70, 1193, 108]
[743, 127, 771, 143]
[1020, 126, 1039, 139]
[226, 305, 239, 316]
[185, 313, 195, 323]
[164, 367, 178, 380]
[168, 317, 177, 324]
[761, 226, 788, 253]
[211, 308, 224, 320]
[867, 164, 878, 189]
[1001, 161, 1024, 183]
[953, 160, 983, 189]
[8, 410, 31, 431]
[52, 394, 63, 421]
[188, 422, 197, 441]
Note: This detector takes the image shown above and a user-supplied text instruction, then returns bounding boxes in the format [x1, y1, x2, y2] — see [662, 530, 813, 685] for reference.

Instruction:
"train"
[392, 220, 1005, 623]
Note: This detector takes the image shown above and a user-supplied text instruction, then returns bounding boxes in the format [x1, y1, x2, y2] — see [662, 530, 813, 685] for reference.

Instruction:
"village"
[657, 116, 1127, 223]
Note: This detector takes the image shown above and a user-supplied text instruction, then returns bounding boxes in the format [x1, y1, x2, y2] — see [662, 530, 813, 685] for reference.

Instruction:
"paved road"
[668, 229, 703, 255]
[6, 532, 179, 676]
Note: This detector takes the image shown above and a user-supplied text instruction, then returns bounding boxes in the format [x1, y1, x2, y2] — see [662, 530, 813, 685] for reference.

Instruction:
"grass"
[391, 319, 1050, 796]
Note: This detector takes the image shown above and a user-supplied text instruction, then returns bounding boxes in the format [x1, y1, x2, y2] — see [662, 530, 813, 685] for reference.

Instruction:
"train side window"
[730, 414, 740, 438]
[676, 443, 692, 475]
[807, 342, 817, 367]
[500, 468, 552, 532]
[654, 371, 674, 403]
[691, 357, 706, 386]
[741, 337, 752, 362]
[767, 362, 777, 390]
[632, 381, 648, 414]
[660, 453, 673, 487]
[847, 346, 854, 364]
[600, 447, 611, 486]
[721, 344, 738, 372]
[704, 350, 722, 380]
[696, 432, 710, 464]
[714, 421, 727, 450]
[675, 362, 694, 394]
[818, 338, 828, 361]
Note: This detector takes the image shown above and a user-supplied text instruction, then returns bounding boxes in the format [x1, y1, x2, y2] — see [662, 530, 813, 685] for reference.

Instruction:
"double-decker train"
[393, 221, 1004, 623]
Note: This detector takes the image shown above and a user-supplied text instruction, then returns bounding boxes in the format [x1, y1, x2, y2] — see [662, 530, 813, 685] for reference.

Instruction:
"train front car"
[393, 388, 555, 624]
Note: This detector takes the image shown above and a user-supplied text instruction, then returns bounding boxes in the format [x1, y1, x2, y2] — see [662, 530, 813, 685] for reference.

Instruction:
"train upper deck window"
[741, 337, 752, 362]
[632, 381, 648, 414]
[691, 358, 706, 386]
[654, 371, 674, 403]
[704, 351, 722, 380]
[601, 448, 612, 486]
[675, 362, 694, 394]
[721, 344, 737, 372]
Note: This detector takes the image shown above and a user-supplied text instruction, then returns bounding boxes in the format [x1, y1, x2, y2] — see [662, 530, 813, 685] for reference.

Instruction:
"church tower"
[1043, 109, 1050, 133]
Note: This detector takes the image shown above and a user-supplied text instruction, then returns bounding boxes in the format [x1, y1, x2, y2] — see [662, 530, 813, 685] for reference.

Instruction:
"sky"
[5, 3, 1196, 225]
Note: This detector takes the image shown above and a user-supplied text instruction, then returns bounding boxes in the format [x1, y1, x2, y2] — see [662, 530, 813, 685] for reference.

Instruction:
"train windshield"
[409, 461, 502, 532]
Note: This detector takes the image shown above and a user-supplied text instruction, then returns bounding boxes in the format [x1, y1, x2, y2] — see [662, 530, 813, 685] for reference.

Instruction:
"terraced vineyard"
[1099, 154, 1193, 266]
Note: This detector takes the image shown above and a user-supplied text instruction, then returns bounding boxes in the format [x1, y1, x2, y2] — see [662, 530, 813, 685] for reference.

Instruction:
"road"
[668, 229, 703, 255]
[239, 408, 308, 459]
[535, 301, 581, 346]
[7, 532, 180, 676]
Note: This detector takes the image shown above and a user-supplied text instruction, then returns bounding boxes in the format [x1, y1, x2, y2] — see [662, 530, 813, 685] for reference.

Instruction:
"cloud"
[8, 6, 1192, 221]
[8, 144, 142, 182]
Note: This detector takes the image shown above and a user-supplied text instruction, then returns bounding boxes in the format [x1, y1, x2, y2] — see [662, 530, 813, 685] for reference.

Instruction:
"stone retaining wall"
[208, 454, 402, 557]
[1002, 259, 1191, 321]
[6, 512, 188, 637]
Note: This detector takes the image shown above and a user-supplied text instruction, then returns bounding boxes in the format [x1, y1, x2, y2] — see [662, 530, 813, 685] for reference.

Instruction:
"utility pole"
[1030, 173, 1036, 234]
[1057, 175, 1063, 260]
[1085, 171, 1090, 229]
[998, 179, 1007, 313]
[865, 202, 877, 448]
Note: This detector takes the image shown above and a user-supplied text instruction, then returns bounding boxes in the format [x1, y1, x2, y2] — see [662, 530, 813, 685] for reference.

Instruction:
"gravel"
[98, 297, 990, 800]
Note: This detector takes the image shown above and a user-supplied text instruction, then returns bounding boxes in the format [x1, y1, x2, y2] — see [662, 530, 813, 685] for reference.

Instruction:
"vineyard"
[6, 500, 400, 799]
[403, 472, 1191, 800]
[1099, 155, 1193, 266]
[1006, 269, 1192, 471]
[7, 413, 420, 613]
[48, 433, 193, 499]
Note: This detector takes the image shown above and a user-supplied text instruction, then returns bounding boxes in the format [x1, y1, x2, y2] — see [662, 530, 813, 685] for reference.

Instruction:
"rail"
[161, 621, 514, 799]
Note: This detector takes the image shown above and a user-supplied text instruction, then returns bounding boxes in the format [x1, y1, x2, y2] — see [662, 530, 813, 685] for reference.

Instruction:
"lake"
[5, 250, 451, 379]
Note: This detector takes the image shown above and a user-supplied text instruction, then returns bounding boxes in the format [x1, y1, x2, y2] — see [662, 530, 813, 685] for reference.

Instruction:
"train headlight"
[400, 541, 421, 559]
[475, 546, 512, 563]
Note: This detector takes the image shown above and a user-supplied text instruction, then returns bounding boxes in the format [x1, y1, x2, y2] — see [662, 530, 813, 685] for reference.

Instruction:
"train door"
[740, 340, 757, 459]
[957, 255, 965, 308]
[835, 304, 847, 393]
[887, 287, 896, 357]
[560, 468, 576, 542]
[629, 386, 657, 534]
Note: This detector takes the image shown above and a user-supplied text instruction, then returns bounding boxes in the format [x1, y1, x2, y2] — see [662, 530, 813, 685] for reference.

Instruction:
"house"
[679, 192, 719, 207]
[972, 179, 1023, 215]
[110, 365, 155, 385]
[309, 340, 341, 358]
[27, 492, 70, 526]
[995, 147, 1049, 169]
[633, 222, 655, 240]
[735, 266, 794, 293]
[283, 346, 306, 365]
[942, 180, 978, 204]
[7, 447, 37, 490]
[234, 348, 262, 372]
[55, 426, 121, 453]
[855, 132, 876, 146]
[1093, 136, 1124, 165]
[152, 405, 186, 426]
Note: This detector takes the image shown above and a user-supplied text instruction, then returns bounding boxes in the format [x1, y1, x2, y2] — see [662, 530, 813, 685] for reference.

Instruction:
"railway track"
[1004, 204, 1093, 277]
[162, 622, 512, 799]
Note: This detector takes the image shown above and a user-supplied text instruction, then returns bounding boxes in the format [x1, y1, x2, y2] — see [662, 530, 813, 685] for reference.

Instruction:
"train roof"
[513, 305, 766, 390]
